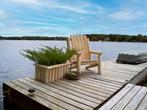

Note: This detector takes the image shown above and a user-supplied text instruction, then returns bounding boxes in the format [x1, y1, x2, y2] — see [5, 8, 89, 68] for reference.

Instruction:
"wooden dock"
[3, 61, 147, 110]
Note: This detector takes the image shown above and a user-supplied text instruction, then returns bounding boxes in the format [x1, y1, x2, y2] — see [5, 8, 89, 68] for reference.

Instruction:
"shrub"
[20, 46, 77, 66]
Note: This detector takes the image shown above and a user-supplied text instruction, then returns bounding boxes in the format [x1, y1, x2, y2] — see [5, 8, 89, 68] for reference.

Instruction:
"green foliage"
[86, 34, 147, 42]
[20, 46, 77, 66]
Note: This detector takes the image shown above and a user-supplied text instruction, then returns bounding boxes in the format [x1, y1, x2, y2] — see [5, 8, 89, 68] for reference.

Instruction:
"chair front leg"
[97, 54, 101, 75]
[76, 54, 81, 75]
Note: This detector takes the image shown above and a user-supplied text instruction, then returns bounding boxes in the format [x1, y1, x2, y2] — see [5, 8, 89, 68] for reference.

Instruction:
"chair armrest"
[90, 51, 102, 55]
[75, 51, 81, 56]
[69, 51, 81, 63]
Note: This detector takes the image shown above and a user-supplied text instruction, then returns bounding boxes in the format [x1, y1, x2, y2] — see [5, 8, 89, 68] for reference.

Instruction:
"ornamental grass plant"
[20, 46, 77, 66]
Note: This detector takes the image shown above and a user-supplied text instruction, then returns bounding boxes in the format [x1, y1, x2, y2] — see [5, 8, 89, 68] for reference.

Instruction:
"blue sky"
[0, 0, 147, 36]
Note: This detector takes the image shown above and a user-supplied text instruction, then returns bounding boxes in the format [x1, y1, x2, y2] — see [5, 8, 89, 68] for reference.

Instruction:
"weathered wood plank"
[99, 84, 134, 110]
[75, 80, 118, 92]
[103, 65, 143, 73]
[59, 80, 113, 96]
[104, 61, 144, 70]
[22, 78, 94, 110]
[124, 87, 147, 110]
[84, 74, 124, 86]
[48, 82, 102, 104]
[81, 77, 122, 88]
[136, 94, 147, 110]
[101, 74, 131, 81]
[82, 71, 125, 83]
[80, 78, 120, 90]
[111, 85, 141, 110]
[102, 70, 135, 79]
[54, 81, 108, 100]
[102, 68, 138, 75]
[87, 74, 127, 83]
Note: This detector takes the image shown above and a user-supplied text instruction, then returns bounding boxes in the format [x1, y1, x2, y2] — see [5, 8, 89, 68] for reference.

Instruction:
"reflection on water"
[0, 40, 147, 110]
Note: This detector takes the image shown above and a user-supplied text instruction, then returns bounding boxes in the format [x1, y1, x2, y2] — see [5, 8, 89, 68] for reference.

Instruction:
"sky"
[0, 0, 147, 36]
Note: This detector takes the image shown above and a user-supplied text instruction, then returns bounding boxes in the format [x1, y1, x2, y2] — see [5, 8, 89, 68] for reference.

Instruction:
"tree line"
[0, 36, 66, 40]
[0, 34, 147, 42]
[86, 34, 147, 42]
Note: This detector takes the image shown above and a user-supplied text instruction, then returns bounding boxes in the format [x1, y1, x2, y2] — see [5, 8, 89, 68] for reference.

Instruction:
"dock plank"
[23, 78, 98, 108]
[102, 70, 135, 79]
[20, 78, 94, 110]
[136, 94, 147, 110]
[103, 61, 144, 71]
[124, 87, 147, 110]
[86, 74, 127, 83]
[80, 78, 120, 90]
[74, 80, 118, 92]
[47, 82, 102, 104]
[111, 85, 141, 110]
[84, 75, 124, 85]
[81, 77, 122, 88]
[99, 84, 147, 110]
[58, 80, 112, 96]
[98, 84, 134, 110]
[54, 81, 109, 100]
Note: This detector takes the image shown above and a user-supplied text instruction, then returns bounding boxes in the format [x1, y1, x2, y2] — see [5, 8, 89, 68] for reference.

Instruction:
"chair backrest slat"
[67, 35, 90, 60]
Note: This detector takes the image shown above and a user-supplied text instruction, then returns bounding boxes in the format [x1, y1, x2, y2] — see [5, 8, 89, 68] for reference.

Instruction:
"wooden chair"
[67, 34, 102, 74]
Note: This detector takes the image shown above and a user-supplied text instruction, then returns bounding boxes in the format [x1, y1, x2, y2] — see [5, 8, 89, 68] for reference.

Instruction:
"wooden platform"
[99, 84, 147, 110]
[3, 61, 147, 110]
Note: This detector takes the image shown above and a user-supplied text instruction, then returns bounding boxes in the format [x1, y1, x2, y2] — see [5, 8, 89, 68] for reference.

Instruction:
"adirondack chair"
[67, 34, 102, 74]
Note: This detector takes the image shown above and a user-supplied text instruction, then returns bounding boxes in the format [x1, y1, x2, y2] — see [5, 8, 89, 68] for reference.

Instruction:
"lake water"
[0, 40, 147, 110]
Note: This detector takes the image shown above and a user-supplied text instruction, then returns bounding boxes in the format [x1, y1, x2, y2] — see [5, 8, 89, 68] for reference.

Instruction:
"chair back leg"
[97, 54, 101, 74]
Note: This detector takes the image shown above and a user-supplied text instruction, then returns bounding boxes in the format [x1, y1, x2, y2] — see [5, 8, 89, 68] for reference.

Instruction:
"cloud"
[48, 5, 87, 14]
[9, 0, 41, 5]
[109, 10, 143, 21]
[46, 0, 88, 14]
[43, 15, 77, 22]
[18, 21, 57, 26]
[9, 0, 104, 14]
[47, 1, 104, 14]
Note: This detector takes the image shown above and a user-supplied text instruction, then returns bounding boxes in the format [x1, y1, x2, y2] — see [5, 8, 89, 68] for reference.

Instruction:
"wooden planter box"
[35, 63, 70, 83]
